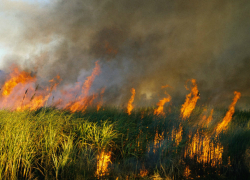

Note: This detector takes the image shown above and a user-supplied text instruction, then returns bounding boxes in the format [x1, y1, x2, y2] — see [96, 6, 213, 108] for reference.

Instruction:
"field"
[0, 67, 249, 179]
[0, 105, 249, 180]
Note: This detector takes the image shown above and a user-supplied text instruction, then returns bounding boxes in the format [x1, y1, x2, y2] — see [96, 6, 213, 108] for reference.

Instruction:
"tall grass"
[0, 106, 248, 179]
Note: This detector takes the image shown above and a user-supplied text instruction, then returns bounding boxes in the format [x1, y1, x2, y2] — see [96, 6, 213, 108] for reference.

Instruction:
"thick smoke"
[0, 0, 250, 108]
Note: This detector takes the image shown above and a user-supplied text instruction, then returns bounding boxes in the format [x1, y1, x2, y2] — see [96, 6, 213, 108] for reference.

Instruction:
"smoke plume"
[0, 0, 250, 108]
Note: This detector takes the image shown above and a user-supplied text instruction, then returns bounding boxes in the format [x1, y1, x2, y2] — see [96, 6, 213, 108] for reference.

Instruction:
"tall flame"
[184, 130, 224, 167]
[127, 88, 135, 115]
[96, 151, 112, 178]
[15, 75, 61, 111]
[2, 67, 35, 97]
[154, 94, 171, 116]
[215, 91, 241, 135]
[66, 61, 101, 112]
[97, 87, 105, 111]
[180, 79, 200, 119]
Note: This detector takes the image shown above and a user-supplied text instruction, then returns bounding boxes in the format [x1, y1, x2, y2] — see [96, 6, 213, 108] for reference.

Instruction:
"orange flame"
[199, 108, 214, 127]
[180, 79, 200, 119]
[97, 88, 105, 111]
[154, 94, 171, 116]
[127, 88, 135, 115]
[183, 166, 191, 179]
[184, 130, 223, 167]
[49, 75, 62, 91]
[18, 94, 50, 111]
[15, 75, 61, 111]
[152, 130, 164, 153]
[139, 164, 148, 177]
[96, 151, 112, 178]
[206, 109, 213, 126]
[215, 91, 241, 135]
[66, 61, 101, 112]
[171, 124, 183, 147]
[2, 67, 35, 97]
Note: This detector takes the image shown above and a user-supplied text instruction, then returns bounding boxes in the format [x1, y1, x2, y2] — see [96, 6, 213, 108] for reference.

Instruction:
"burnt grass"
[0, 106, 249, 179]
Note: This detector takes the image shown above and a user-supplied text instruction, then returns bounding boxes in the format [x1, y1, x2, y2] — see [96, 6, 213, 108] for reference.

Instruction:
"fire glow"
[215, 91, 241, 135]
[154, 94, 171, 116]
[96, 151, 112, 178]
[0, 62, 102, 112]
[127, 88, 135, 115]
[0, 63, 242, 178]
[180, 79, 200, 119]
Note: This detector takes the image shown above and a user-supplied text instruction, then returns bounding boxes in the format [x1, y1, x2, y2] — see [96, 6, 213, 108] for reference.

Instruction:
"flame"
[0, 62, 101, 112]
[180, 79, 200, 119]
[184, 130, 223, 167]
[96, 151, 112, 178]
[139, 164, 148, 177]
[18, 95, 50, 111]
[154, 93, 171, 116]
[0, 68, 63, 111]
[206, 109, 213, 126]
[171, 124, 183, 147]
[2, 67, 35, 97]
[152, 130, 164, 153]
[215, 91, 241, 135]
[127, 88, 135, 115]
[15, 75, 61, 111]
[199, 108, 214, 127]
[97, 88, 105, 111]
[49, 75, 62, 91]
[183, 166, 191, 179]
[161, 84, 172, 89]
[66, 61, 101, 112]
[0, 67, 37, 110]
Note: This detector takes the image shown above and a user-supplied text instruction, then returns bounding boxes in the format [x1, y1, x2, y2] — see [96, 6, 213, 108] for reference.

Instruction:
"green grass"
[0, 106, 249, 179]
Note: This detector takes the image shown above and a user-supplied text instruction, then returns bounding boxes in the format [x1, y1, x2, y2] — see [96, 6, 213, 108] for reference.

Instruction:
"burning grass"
[0, 106, 248, 179]
[0, 66, 248, 179]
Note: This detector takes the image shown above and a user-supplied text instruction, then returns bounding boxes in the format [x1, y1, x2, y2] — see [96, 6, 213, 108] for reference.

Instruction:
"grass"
[0, 106, 249, 179]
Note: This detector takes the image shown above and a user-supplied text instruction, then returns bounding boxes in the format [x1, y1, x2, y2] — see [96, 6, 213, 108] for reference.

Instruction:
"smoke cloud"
[0, 0, 250, 108]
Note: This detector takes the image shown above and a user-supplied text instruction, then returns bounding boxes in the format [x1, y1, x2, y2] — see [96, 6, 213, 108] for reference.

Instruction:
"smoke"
[0, 0, 250, 107]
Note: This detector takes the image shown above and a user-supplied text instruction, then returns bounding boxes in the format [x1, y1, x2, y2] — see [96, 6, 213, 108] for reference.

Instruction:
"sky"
[0, 0, 250, 108]
[0, 0, 52, 65]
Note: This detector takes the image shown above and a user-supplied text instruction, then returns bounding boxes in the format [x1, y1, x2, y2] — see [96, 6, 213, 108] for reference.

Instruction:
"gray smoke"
[0, 0, 250, 108]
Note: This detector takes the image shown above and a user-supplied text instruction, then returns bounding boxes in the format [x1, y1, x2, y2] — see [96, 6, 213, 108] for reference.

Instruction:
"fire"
[18, 95, 50, 111]
[183, 166, 191, 179]
[139, 164, 148, 177]
[15, 77, 61, 111]
[215, 91, 241, 135]
[184, 130, 223, 167]
[2, 67, 35, 96]
[206, 109, 213, 126]
[127, 88, 135, 115]
[154, 94, 171, 116]
[97, 88, 105, 111]
[171, 124, 183, 147]
[49, 75, 62, 91]
[152, 130, 164, 153]
[66, 61, 101, 112]
[180, 79, 200, 119]
[96, 151, 112, 178]
[0, 66, 63, 111]
[199, 108, 214, 127]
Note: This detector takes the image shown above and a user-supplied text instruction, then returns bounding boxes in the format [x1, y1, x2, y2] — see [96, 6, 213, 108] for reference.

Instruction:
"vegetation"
[0, 106, 249, 180]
